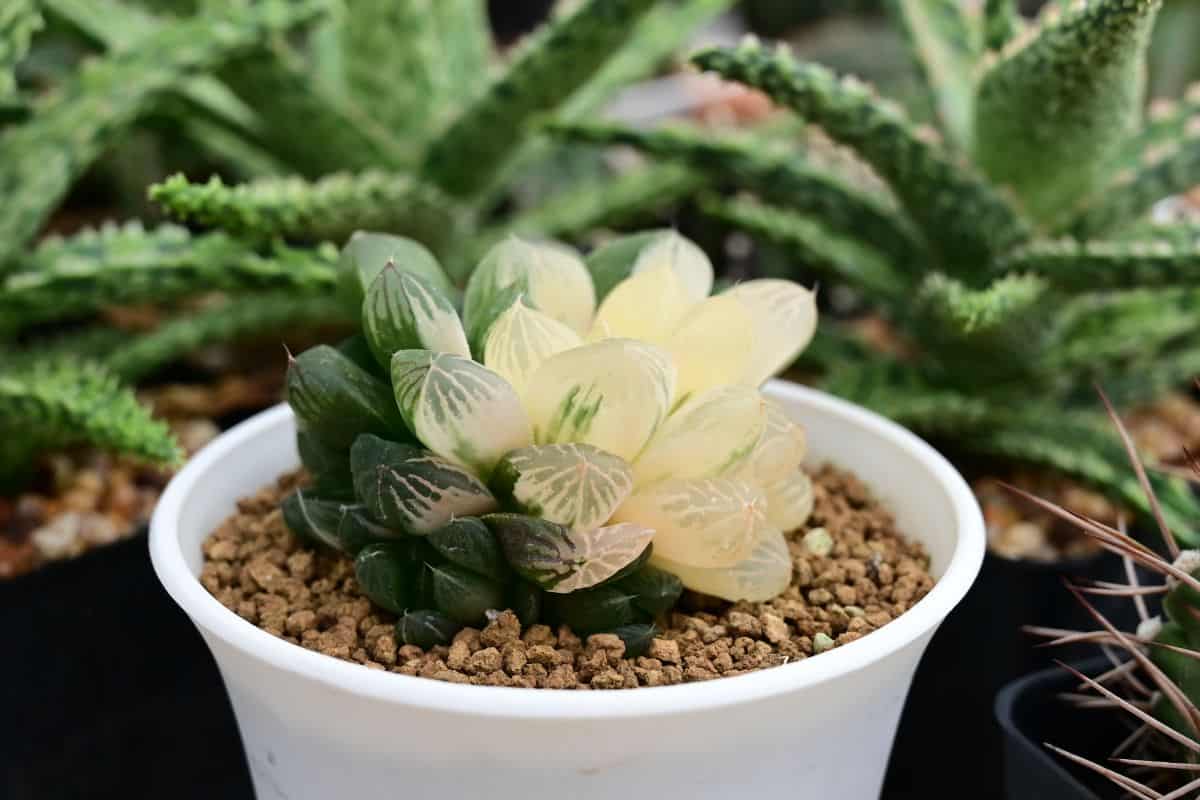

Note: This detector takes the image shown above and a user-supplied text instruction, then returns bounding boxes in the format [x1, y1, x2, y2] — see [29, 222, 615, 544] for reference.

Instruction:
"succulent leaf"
[425, 518, 508, 583]
[490, 443, 635, 532]
[483, 513, 653, 593]
[507, 580, 544, 626]
[983, 0, 1022, 51]
[544, 584, 638, 634]
[762, 470, 815, 532]
[396, 609, 461, 648]
[583, 229, 670, 302]
[286, 345, 409, 450]
[363, 264, 470, 369]
[615, 564, 684, 617]
[663, 294, 757, 401]
[428, 563, 506, 626]
[630, 230, 715, 302]
[633, 386, 766, 488]
[651, 527, 793, 603]
[590, 260, 695, 344]
[890, 0, 979, 148]
[998, 238, 1200, 290]
[354, 541, 424, 614]
[724, 279, 819, 387]
[337, 231, 454, 313]
[482, 298, 583, 397]
[524, 338, 676, 462]
[390, 350, 532, 477]
[349, 434, 498, 534]
[611, 624, 658, 659]
[739, 399, 808, 486]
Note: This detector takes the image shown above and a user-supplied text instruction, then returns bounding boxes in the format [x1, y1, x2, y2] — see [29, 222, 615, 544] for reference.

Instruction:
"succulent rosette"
[283, 229, 817, 649]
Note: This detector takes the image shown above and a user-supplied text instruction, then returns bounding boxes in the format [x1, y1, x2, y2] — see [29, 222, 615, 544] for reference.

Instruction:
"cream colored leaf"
[391, 350, 532, 478]
[613, 477, 766, 568]
[588, 263, 694, 343]
[651, 527, 793, 602]
[464, 236, 596, 336]
[740, 399, 808, 485]
[764, 469, 815, 532]
[633, 385, 765, 488]
[482, 297, 582, 397]
[524, 338, 676, 462]
[631, 230, 713, 301]
[665, 294, 756, 401]
[725, 279, 818, 386]
[492, 443, 634, 532]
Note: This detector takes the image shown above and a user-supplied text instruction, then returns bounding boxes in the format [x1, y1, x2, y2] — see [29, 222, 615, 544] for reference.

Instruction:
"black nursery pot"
[995, 657, 1128, 800]
[0, 531, 253, 800]
[882, 549, 1141, 799]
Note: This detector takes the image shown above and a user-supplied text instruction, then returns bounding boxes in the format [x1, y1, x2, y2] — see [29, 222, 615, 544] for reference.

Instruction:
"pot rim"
[150, 380, 985, 719]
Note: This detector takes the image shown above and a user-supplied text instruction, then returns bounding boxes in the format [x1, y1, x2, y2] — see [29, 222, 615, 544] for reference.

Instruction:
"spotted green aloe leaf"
[363, 263, 470, 369]
[614, 477, 767, 569]
[350, 434, 497, 534]
[651, 527, 793, 602]
[524, 338, 676, 462]
[491, 443, 635, 532]
[390, 350, 532, 478]
[724, 279, 818, 387]
[482, 297, 582, 397]
[483, 513, 653, 593]
[286, 344, 409, 450]
[633, 386, 766, 488]
[337, 231, 454, 312]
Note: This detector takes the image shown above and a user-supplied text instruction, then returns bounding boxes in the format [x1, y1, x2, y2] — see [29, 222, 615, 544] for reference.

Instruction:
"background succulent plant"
[555, 0, 1200, 539]
[283, 229, 817, 646]
[0, 0, 737, 489]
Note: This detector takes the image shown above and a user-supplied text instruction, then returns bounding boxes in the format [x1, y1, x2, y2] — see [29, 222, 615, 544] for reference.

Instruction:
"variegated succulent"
[283, 229, 817, 647]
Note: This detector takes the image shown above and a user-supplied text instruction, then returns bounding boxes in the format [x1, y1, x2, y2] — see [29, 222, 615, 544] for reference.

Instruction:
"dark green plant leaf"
[615, 564, 683, 616]
[396, 609, 461, 649]
[296, 430, 353, 497]
[363, 263, 469, 369]
[428, 563, 506, 626]
[426, 518, 508, 583]
[350, 434, 497, 534]
[336, 334, 383, 377]
[281, 489, 390, 555]
[354, 541, 424, 614]
[507, 580, 543, 627]
[286, 345, 408, 450]
[545, 584, 637, 635]
[610, 623, 658, 659]
[337, 231, 454, 313]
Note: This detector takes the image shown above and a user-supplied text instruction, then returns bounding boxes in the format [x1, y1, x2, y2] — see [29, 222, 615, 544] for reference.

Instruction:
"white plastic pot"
[151, 380, 984, 800]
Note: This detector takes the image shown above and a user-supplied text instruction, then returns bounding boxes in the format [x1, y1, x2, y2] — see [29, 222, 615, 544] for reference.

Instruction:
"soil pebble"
[200, 466, 935, 689]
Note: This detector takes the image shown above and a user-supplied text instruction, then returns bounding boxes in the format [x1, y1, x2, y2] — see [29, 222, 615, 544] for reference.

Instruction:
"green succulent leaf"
[391, 350, 532, 478]
[583, 230, 668, 302]
[396, 609, 461, 649]
[1, 2, 41, 103]
[611, 623, 658, 659]
[363, 263, 470, 369]
[998, 238, 1200, 290]
[507, 581, 544, 627]
[615, 564, 684, 617]
[483, 513, 654, 593]
[286, 345, 409, 451]
[281, 489, 390, 555]
[425, 518, 508, 583]
[983, 0, 1021, 51]
[972, 0, 1161, 225]
[545, 584, 637, 635]
[890, 0, 979, 149]
[428, 563, 506, 626]
[490, 443, 635, 532]
[349, 434, 498, 535]
[354, 541, 424, 614]
[337, 232, 455, 314]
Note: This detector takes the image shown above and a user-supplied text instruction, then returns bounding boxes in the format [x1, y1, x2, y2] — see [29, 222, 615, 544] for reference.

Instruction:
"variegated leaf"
[665, 293, 756, 401]
[524, 338, 676, 462]
[491, 443, 634, 531]
[363, 263, 470, 369]
[463, 236, 596, 337]
[725, 279, 818, 387]
[350, 435, 497, 534]
[651, 526, 793, 602]
[391, 350, 532, 478]
[739, 398, 807, 485]
[613, 477, 767, 568]
[589, 262, 694, 343]
[482, 297, 582, 397]
[338, 231, 455, 309]
[633, 386, 766, 488]
[483, 513, 652, 593]
[764, 469, 815, 532]
[630, 230, 714, 301]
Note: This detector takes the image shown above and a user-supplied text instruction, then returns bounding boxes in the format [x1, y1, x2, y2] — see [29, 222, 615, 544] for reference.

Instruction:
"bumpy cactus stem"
[0, 1, 40, 105]
[998, 238, 1200, 290]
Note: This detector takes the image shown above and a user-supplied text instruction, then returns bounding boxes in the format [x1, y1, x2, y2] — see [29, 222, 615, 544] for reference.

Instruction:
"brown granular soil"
[200, 466, 935, 689]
